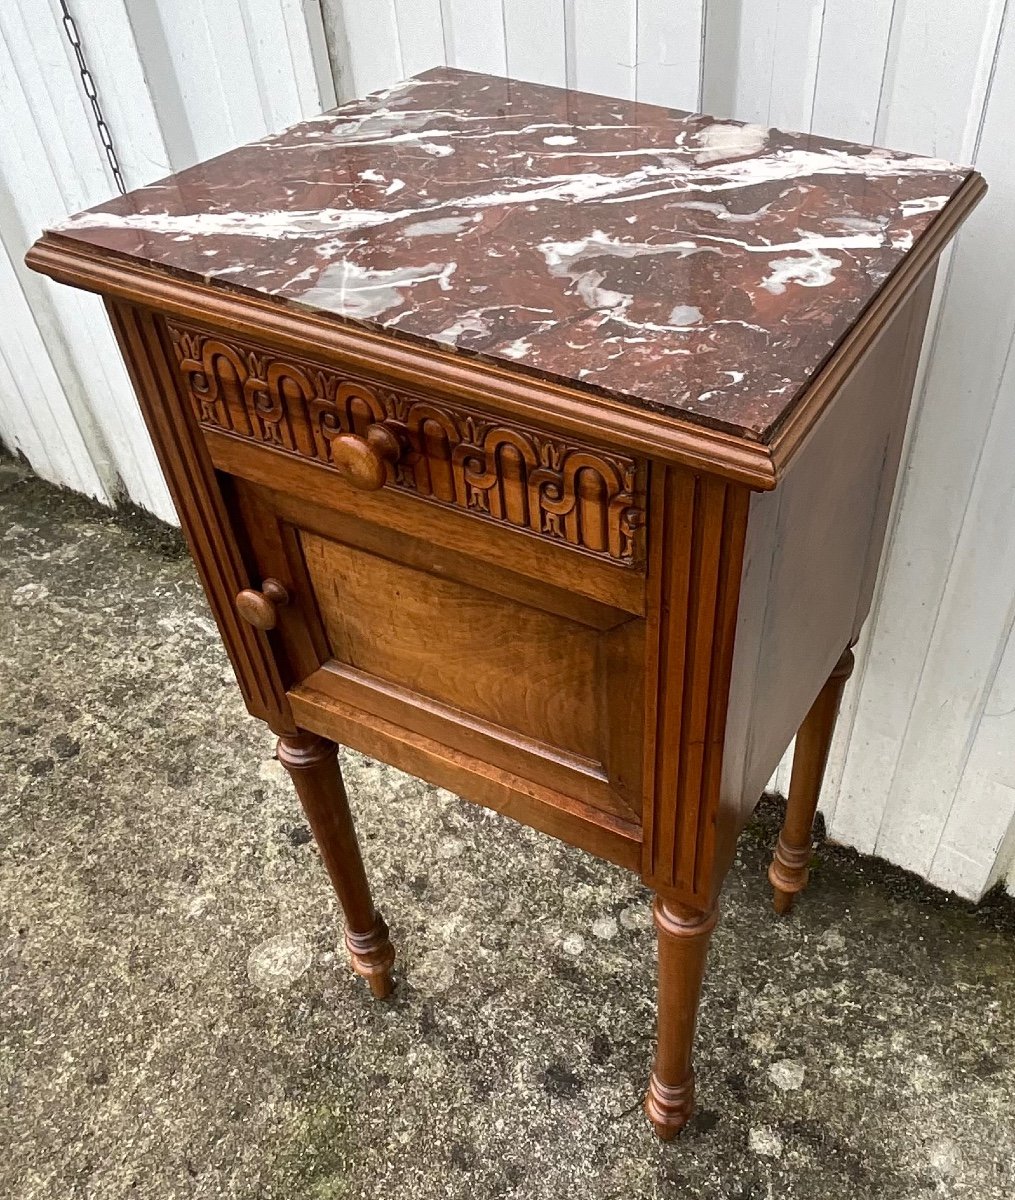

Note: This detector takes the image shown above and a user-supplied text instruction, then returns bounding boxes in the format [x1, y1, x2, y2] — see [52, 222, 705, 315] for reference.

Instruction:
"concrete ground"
[2, 452, 1014, 1200]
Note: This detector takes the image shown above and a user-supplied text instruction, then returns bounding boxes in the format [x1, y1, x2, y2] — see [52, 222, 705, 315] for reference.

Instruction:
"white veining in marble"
[298, 260, 457, 317]
[761, 250, 843, 295]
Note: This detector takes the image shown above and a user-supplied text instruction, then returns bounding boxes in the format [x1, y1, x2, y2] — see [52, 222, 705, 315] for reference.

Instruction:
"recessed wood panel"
[301, 530, 604, 761]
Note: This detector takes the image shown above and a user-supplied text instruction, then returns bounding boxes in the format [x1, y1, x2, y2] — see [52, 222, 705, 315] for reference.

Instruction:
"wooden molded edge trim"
[26, 170, 984, 491]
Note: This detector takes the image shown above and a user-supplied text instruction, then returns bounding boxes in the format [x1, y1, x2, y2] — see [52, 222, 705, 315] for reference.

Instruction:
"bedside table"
[27, 67, 983, 1139]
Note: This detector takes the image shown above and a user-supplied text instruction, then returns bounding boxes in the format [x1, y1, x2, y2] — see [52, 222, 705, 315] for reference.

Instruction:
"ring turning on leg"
[345, 915, 396, 999]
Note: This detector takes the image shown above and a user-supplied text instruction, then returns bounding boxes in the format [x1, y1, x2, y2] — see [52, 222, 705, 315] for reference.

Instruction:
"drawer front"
[168, 320, 647, 568]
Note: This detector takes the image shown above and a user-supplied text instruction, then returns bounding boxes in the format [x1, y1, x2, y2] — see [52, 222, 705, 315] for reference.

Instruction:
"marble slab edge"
[26, 170, 985, 493]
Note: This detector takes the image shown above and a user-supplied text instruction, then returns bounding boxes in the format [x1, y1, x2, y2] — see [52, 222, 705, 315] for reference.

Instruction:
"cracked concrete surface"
[2, 453, 1014, 1199]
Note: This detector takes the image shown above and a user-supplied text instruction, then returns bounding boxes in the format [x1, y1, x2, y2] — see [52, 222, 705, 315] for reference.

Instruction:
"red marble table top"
[49, 68, 971, 441]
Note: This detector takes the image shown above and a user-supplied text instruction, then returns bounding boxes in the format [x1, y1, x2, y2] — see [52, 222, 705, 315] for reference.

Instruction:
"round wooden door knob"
[235, 578, 289, 630]
[330, 424, 400, 491]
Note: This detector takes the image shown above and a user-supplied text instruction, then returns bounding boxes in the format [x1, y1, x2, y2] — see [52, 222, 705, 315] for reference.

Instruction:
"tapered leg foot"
[645, 1072, 696, 1140]
[769, 646, 854, 914]
[768, 834, 813, 914]
[645, 898, 718, 1140]
[345, 913, 395, 998]
[277, 732, 395, 998]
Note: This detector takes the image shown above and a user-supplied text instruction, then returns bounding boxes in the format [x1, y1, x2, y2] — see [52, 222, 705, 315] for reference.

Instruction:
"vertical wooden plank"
[765, 745, 794, 797]
[929, 620, 1015, 897]
[810, 0, 896, 142]
[441, 0, 507, 75]
[55, 0, 172, 188]
[129, 0, 330, 161]
[242, 0, 335, 123]
[281, 0, 338, 112]
[700, 0, 743, 118]
[174, 0, 266, 150]
[876, 0, 1007, 154]
[718, 0, 778, 124]
[237, 0, 307, 130]
[765, 0, 824, 130]
[331, 0, 404, 94]
[393, 0, 446, 77]
[873, 319, 1015, 877]
[139, 1, 253, 162]
[711, 0, 823, 130]
[198, 0, 272, 141]
[121, 0, 201, 167]
[503, 0, 567, 87]
[3, 4, 111, 210]
[317, 0, 356, 101]
[568, 0, 637, 99]
[820, 2, 1006, 867]
[636, 0, 705, 111]
[0, 238, 105, 499]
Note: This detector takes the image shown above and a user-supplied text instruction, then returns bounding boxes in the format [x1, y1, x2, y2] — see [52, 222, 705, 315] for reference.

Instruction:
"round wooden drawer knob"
[235, 578, 289, 630]
[330, 424, 400, 491]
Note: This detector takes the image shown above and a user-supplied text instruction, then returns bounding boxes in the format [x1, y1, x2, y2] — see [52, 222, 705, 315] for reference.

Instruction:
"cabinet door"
[228, 477, 647, 866]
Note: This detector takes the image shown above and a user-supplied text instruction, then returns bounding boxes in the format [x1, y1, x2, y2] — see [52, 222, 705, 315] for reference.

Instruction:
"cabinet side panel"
[711, 482, 782, 892]
[105, 300, 296, 734]
[724, 274, 937, 837]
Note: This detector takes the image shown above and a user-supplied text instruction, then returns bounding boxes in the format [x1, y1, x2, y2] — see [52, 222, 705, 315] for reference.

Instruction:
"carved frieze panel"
[167, 322, 646, 565]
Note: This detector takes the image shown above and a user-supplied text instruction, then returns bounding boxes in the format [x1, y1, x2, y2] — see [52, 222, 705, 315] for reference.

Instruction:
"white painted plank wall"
[637, 1, 705, 111]
[0, 1, 158, 511]
[0, 0, 334, 523]
[3, 0, 1014, 899]
[322, 0, 705, 108]
[709, 0, 1015, 899]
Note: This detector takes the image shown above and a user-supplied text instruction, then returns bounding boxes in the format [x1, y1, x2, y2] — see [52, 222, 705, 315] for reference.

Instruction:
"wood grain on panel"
[718, 273, 937, 868]
[233, 475, 639, 630]
[303, 532, 602, 760]
[290, 675, 642, 870]
[204, 430, 647, 616]
[311, 658, 641, 825]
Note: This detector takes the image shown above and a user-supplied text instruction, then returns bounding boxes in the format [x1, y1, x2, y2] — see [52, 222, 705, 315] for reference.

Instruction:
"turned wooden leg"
[277, 732, 395, 998]
[645, 898, 718, 1140]
[769, 646, 855, 914]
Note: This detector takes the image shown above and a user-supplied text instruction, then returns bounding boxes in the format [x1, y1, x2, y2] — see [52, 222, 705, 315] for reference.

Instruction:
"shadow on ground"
[2, 455, 1014, 1200]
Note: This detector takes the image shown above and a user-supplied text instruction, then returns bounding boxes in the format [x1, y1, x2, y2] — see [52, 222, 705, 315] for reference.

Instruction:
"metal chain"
[59, 0, 127, 195]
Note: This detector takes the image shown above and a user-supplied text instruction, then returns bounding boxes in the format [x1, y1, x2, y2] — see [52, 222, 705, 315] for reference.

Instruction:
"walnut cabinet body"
[27, 67, 985, 1138]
